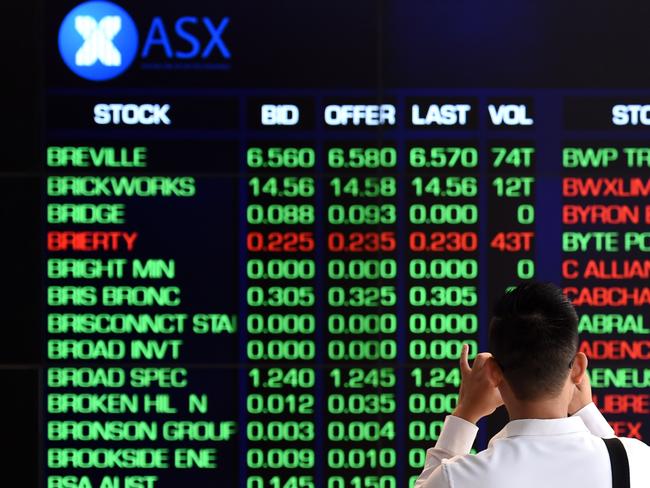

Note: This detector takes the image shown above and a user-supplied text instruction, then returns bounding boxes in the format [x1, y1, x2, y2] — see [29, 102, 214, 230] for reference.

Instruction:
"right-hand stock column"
[562, 97, 650, 442]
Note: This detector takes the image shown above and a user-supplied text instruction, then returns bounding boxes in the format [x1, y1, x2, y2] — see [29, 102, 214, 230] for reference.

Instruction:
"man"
[415, 282, 650, 488]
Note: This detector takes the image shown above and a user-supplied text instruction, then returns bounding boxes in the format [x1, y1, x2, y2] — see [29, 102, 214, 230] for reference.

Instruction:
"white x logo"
[75, 15, 122, 67]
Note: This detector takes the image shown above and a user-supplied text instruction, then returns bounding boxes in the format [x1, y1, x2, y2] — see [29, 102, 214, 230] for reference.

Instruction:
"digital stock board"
[2, 1, 650, 487]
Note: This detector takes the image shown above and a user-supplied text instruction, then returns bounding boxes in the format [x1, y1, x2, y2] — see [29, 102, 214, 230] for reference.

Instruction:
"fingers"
[460, 346, 494, 375]
[470, 353, 493, 375]
[472, 352, 492, 368]
[459, 343, 471, 376]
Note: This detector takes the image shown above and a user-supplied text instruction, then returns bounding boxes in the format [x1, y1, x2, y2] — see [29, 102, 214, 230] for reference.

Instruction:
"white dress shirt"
[415, 403, 650, 488]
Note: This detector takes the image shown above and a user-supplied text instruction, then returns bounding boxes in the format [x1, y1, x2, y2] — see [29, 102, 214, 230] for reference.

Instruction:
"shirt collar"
[488, 416, 590, 446]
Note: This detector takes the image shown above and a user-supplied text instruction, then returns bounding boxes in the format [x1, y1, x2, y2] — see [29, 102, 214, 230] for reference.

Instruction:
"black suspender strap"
[602, 437, 630, 488]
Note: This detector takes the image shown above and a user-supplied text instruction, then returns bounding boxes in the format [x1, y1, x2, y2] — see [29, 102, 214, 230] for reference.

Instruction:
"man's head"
[488, 282, 585, 403]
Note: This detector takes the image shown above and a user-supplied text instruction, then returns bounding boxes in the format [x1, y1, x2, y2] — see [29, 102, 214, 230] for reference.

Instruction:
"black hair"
[488, 282, 579, 401]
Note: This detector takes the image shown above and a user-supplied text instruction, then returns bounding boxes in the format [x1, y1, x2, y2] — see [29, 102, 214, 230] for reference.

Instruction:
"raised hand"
[451, 344, 504, 424]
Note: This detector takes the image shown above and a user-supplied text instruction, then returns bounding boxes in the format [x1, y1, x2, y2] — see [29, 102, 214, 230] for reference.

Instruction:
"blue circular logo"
[58, 1, 138, 81]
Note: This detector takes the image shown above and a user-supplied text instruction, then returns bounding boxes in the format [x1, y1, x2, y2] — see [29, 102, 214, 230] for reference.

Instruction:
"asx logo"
[58, 1, 231, 81]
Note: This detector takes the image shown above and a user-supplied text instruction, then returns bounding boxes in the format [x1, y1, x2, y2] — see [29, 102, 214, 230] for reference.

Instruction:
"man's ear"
[570, 351, 588, 385]
[486, 356, 503, 387]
